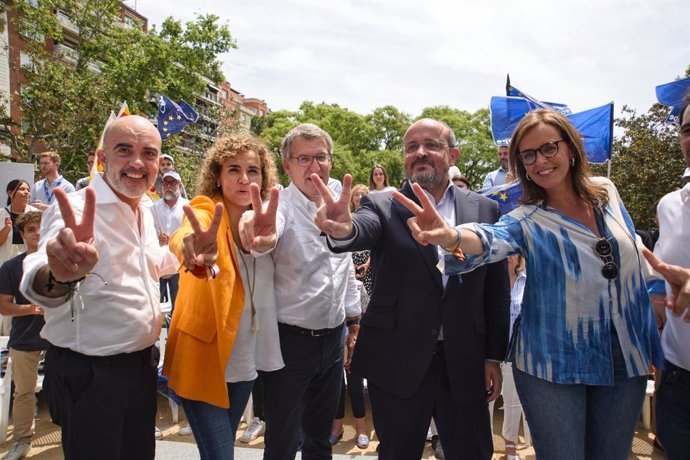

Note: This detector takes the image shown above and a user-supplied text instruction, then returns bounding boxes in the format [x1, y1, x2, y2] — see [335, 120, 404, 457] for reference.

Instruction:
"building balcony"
[56, 10, 79, 35]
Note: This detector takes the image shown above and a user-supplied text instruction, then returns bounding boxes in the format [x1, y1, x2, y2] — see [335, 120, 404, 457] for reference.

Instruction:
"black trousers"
[336, 370, 366, 419]
[252, 372, 265, 421]
[369, 346, 493, 460]
[261, 323, 344, 460]
[44, 344, 159, 460]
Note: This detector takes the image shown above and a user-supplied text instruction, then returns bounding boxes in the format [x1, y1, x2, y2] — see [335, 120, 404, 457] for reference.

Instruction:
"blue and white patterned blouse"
[446, 177, 663, 385]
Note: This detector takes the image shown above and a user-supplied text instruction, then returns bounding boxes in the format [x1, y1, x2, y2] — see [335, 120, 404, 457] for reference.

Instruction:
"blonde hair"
[196, 132, 278, 201]
[509, 110, 608, 207]
[350, 184, 370, 211]
[39, 151, 60, 163]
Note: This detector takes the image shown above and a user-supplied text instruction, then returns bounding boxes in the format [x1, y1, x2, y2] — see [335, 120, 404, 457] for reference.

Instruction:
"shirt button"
[431, 329, 438, 336]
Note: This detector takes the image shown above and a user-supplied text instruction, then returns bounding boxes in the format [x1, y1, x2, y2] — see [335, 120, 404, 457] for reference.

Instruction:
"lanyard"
[43, 176, 63, 204]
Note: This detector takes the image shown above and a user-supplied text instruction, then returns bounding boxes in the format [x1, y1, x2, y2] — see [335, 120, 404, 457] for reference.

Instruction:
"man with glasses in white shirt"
[245, 123, 361, 460]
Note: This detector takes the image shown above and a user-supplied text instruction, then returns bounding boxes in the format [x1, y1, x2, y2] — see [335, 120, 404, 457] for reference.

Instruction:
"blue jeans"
[181, 380, 254, 460]
[513, 337, 646, 460]
[656, 360, 690, 460]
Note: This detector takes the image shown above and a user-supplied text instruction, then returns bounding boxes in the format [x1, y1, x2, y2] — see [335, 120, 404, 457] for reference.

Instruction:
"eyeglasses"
[162, 181, 180, 186]
[594, 238, 619, 280]
[518, 140, 564, 166]
[291, 154, 332, 167]
[404, 140, 449, 155]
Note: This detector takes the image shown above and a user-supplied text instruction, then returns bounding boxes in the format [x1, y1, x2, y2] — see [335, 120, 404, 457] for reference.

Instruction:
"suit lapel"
[393, 183, 443, 291]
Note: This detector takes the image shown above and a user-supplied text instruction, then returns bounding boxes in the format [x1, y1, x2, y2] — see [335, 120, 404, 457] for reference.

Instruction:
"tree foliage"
[591, 104, 686, 229]
[2, 0, 235, 185]
[252, 101, 494, 189]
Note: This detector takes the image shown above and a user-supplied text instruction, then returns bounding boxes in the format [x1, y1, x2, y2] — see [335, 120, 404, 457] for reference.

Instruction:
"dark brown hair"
[509, 110, 608, 207]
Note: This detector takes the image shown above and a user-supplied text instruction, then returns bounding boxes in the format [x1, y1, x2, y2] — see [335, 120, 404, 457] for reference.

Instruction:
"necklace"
[236, 246, 258, 331]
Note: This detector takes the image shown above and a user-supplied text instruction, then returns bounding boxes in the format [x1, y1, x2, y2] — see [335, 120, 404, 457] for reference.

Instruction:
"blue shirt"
[30, 176, 75, 204]
[446, 177, 663, 385]
[482, 167, 507, 189]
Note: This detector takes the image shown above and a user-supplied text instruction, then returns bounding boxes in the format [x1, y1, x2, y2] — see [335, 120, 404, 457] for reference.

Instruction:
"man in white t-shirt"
[648, 94, 690, 459]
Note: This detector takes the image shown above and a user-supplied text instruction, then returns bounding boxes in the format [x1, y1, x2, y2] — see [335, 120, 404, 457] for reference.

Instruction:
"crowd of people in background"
[0, 92, 688, 460]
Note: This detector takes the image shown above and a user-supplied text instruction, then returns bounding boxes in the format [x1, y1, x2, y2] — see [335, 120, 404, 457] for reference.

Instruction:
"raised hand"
[181, 203, 223, 278]
[46, 187, 99, 282]
[642, 248, 690, 322]
[392, 183, 456, 248]
[312, 174, 354, 239]
[238, 184, 280, 253]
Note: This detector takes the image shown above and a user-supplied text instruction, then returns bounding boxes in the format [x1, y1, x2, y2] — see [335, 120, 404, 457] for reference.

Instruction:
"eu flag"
[157, 94, 199, 140]
[478, 180, 523, 216]
[656, 77, 690, 124]
[490, 97, 613, 163]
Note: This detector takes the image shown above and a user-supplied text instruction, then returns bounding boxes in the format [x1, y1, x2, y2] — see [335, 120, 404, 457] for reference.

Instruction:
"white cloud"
[134, 0, 689, 118]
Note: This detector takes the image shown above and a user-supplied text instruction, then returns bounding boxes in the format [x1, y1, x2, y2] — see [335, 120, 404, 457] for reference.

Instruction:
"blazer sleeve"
[480, 198, 511, 361]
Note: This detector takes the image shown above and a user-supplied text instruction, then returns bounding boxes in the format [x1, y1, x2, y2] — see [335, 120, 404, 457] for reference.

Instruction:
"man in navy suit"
[313, 118, 510, 460]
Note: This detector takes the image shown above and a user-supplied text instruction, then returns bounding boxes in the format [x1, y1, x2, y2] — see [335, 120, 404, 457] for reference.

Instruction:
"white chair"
[641, 379, 655, 430]
[0, 356, 13, 444]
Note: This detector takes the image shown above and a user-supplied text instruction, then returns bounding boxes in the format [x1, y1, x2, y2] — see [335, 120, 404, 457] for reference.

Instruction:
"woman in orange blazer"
[163, 133, 284, 460]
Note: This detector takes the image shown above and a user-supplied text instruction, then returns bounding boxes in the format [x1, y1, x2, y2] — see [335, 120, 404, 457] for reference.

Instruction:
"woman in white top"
[368, 164, 396, 193]
[164, 133, 284, 460]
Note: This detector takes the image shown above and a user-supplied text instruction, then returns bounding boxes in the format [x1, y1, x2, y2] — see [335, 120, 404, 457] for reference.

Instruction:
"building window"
[20, 52, 33, 69]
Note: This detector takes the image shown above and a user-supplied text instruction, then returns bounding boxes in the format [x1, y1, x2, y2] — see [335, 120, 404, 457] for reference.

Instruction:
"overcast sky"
[131, 0, 689, 118]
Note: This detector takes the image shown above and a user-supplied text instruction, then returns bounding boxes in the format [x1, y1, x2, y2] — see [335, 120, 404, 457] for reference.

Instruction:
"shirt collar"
[286, 182, 318, 209]
[681, 183, 690, 201]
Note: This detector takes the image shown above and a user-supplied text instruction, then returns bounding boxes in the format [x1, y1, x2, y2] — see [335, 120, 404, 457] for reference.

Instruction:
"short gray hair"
[280, 123, 333, 161]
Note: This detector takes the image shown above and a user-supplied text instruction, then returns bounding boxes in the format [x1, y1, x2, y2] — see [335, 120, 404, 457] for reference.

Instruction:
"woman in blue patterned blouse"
[394, 109, 663, 460]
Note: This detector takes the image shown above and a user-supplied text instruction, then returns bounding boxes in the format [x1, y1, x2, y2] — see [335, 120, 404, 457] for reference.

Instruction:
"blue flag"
[479, 180, 523, 216]
[157, 94, 199, 140]
[655, 77, 690, 125]
[490, 97, 613, 163]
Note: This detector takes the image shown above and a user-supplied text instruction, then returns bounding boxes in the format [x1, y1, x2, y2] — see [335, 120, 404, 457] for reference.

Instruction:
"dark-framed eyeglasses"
[291, 154, 332, 167]
[403, 140, 449, 155]
[594, 238, 619, 280]
[518, 140, 564, 166]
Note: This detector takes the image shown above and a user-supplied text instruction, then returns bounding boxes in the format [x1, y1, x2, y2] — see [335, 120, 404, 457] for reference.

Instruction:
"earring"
[570, 158, 575, 167]
[525, 173, 533, 182]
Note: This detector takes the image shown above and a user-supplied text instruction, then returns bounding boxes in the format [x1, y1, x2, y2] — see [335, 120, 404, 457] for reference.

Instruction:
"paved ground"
[0, 391, 665, 459]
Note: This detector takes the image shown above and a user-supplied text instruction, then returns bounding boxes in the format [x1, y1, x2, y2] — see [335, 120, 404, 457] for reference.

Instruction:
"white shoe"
[154, 427, 163, 439]
[178, 424, 193, 436]
[239, 417, 265, 443]
[2, 440, 31, 460]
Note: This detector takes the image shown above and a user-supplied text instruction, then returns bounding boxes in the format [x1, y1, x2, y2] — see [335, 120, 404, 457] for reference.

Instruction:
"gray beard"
[410, 172, 437, 189]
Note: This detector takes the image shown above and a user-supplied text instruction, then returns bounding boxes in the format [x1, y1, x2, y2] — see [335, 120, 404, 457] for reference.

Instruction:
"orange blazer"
[162, 196, 245, 408]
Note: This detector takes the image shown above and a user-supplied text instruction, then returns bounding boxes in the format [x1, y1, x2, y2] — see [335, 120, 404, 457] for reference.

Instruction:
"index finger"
[310, 174, 336, 205]
[392, 190, 423, 215]
[183, 204, 204, 235]
[55, 187, 77, 229]
[410, 182, 436, 211]
[249, 184, 263, 215]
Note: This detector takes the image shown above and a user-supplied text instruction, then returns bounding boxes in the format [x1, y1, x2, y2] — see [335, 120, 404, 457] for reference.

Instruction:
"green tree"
[366, 105, 411, 151]
[3, 1, 235, 184]
[591, 104, 686, 229]
[417, 106, 496, 189]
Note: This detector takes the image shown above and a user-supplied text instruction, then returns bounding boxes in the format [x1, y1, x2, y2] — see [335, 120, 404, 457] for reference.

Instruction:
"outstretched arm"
[392, 182, 485, 254]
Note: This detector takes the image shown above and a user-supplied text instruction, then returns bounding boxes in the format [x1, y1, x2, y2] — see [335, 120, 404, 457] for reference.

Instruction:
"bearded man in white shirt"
[245, 123, 361, 460]
[19, 115, 213, 460]
[153, 170, 189, 312]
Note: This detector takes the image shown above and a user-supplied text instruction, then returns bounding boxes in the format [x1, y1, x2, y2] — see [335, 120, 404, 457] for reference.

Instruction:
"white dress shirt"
[652, 183, 690, 371]
[152, 196, 189, 236]
[21, 173, 178, 356]
[271, 183, 361, 330]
